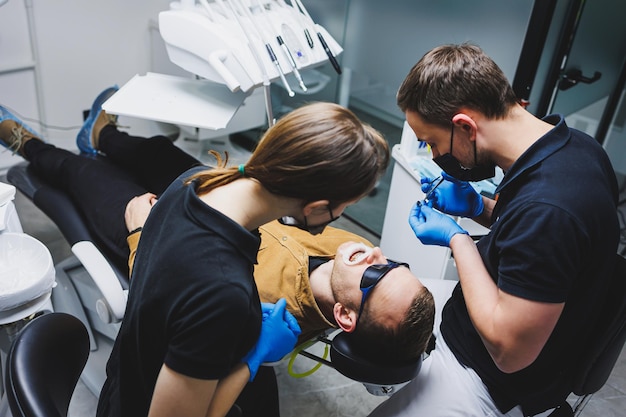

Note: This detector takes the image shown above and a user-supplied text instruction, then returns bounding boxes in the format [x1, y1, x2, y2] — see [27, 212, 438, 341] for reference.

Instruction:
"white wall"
[1, 0, 174, 159]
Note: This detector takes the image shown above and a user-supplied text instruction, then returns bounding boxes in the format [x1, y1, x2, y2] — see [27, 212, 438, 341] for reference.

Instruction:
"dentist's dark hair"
[186, 102, 390, 205]
[397, 43, 519, 128]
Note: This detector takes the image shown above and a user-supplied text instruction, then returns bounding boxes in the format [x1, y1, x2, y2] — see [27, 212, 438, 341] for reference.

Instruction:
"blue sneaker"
[77, 85, 119, 155]
[0, 105, 42, 156]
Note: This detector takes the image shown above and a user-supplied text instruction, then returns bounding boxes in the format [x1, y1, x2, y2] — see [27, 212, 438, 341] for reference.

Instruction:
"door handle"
[558, 69, 602, 91]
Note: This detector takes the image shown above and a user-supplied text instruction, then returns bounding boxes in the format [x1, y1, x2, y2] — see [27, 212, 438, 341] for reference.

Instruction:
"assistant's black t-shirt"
[97, 166, 262, 417]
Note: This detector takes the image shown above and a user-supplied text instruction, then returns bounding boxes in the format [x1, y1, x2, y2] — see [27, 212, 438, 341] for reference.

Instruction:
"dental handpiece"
[419, 176, 444, 205]
[277, 35, 307, 92]
[316, 32, 342, 75]
[265, 43, 295, 97]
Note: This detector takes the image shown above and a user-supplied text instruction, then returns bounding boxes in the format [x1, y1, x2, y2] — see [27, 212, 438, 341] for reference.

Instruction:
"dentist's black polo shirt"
[441, 115, 619, 414]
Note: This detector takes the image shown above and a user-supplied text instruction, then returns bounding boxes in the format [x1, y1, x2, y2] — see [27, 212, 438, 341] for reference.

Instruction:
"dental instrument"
[254, 0, 307, 91]
[420, 176, 444, 205]
[222, 0, 277, 123]
[291, 0, 342, 74]
[280, 0, 313, 49]
[277, 35, 307, 91]
[229, 0, 295, 97]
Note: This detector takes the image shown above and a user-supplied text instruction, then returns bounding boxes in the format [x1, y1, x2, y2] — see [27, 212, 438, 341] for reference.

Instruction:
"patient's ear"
[333, 303, 357, 333]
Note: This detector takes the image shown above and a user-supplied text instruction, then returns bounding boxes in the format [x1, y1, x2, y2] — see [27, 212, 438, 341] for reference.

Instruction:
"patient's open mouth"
[342, 243, 373, 265]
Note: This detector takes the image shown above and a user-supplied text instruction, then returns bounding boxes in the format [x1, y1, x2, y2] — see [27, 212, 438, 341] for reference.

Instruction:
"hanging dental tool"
[291, 0, 342, 74]
[272, 0, 310, 65]
[224, 0, 277, 124]
[254, 0, 307, 92]
[229, 0, 295, 97]
[198, 0, 218, 21]
[277, 0, 313, 49]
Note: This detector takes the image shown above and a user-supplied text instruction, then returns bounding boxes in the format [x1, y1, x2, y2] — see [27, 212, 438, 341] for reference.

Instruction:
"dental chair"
[6, 160, 424, 398]
[4, 312, 89, 417]
[7, 161, 128, 396]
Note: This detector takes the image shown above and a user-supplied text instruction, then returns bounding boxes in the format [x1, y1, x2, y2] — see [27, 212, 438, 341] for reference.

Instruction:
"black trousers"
[23, 126, 200, 274]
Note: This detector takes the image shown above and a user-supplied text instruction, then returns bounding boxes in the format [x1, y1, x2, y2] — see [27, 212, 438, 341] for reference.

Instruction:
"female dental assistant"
[88, 100, 391, 417]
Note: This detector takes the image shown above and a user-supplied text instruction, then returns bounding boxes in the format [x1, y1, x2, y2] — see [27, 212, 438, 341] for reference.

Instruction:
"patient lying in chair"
[0, 95, 434, 362]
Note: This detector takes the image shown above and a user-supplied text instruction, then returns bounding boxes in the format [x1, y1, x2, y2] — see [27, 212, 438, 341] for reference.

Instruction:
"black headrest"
[330, 331, 422, 385]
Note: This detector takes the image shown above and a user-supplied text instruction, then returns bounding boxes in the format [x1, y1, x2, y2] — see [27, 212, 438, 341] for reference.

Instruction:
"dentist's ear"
[333, 303, 358, 333]
[452, 113, 477, 139]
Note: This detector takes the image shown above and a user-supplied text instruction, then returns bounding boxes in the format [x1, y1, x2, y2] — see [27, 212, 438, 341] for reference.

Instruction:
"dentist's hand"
[421, 172, 484, 217]
[408, 203, 468, 247]
[243, 298, 301, 380]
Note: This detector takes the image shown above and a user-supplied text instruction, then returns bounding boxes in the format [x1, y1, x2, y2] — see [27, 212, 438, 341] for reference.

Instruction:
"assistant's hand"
[421, 172, 484, 217]
[243, 298, 301, 380]
[125, 192, 157, 232]
[408, 203, 468, 247]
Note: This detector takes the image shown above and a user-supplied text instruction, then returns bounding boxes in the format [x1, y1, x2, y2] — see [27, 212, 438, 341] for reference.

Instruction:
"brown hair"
[185, 102, 390, 205]
[397, 43, 519, 128]
[353, 286, 435, 363]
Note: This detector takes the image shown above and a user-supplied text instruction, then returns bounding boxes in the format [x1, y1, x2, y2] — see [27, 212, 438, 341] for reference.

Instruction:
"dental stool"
[4, 312, 89, 417]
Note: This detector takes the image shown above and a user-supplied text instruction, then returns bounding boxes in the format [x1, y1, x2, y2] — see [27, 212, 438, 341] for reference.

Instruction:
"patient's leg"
[98, 125, 202, 195]
[24, 139, 146, 273]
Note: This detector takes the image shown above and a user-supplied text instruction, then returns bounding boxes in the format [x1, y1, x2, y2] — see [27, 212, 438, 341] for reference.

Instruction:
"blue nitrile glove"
[408, 203, 469, 247]
[421, 172, 484, 218]
[243, 298, 301, 380]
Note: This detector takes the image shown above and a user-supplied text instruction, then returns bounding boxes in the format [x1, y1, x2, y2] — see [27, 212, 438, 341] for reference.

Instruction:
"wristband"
[128, 226, 143, 236]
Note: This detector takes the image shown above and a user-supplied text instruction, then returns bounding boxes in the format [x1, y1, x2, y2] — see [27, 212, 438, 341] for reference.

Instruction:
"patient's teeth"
[342, 243, 373, 265]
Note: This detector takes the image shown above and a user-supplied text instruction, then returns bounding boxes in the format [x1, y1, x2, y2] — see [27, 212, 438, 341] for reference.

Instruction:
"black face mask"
[278, 206, 340, 235]
[432, 124, 495, 182]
